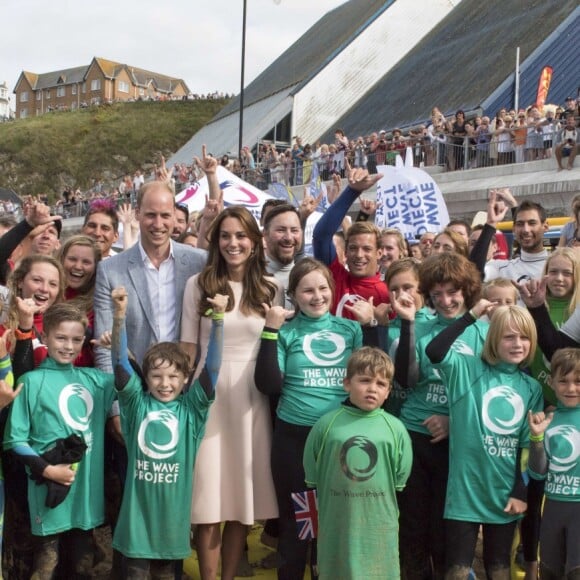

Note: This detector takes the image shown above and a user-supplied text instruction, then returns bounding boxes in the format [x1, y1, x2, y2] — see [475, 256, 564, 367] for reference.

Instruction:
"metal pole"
[514, 46, 520, 112]
[238, 0, 247, 160]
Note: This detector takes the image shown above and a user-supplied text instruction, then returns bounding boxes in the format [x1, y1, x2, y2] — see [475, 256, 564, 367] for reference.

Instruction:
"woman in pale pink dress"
[181, 206, 283, 580]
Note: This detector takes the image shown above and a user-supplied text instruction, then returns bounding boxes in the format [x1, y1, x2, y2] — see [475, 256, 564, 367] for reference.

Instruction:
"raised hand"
[299, 191, 323, 221]
[91, 331, 112, 350]
[392, 290, 416, 321]
[344, 296, 375, 326]
[359, 198, 377, 216]
[25, 202, 61, 228]
[527, 409, 553, 438]
[262, 304, 294, 330]
[116, 203, 135, 225]
[469, 298, 494, 319]
[517, 276, 547, 309]
[207, 293, 229, 314]
[194, 144, 218, 175]
[486, 189, 510, 226]
[0, 380, 23, 410]
[111, 287, 128, 316]
[347, 167, 383, 194]
[15, 297, 41, 328]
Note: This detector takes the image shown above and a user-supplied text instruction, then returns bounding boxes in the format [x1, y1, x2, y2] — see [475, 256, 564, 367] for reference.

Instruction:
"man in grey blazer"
[94, 180, 206, 372]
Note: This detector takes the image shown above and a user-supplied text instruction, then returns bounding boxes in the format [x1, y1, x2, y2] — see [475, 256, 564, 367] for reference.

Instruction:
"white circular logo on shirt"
[303, 331, 346, 367]
[545, 425, 580, 473]
[58, 384, 94, 432]
[137, 410, 179, 460]
[482, 386, 525, 435]
[335, 293, 365, 318]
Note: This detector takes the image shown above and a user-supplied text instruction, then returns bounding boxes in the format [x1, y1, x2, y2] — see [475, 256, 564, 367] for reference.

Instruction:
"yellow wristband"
[261, 331, 278, 340]
[529, 433, 544, 443]
[212, 312, 225, 321]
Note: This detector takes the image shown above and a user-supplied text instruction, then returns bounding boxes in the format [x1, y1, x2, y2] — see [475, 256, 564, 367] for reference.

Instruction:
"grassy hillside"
[0, 99, 227, 200]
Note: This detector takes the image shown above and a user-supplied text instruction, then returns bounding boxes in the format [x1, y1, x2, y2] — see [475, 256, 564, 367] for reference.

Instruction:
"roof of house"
[14, 57, 189, 94]
[215, 0, 391, 121]
[318, 0, 579, 142]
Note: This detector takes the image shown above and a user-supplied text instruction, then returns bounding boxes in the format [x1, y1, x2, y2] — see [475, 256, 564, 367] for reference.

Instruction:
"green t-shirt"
[529, 403, 580, 502]
[384, 308, 434, 417]
[399, 314, 488, 435]
[435, 351, 543, 523]
[112, 372, 212, 559]
[304, 404, 412, 579]
[277, 312, 362, 426]
[529, 295, 570, 406]
[3, 358, 115, 535]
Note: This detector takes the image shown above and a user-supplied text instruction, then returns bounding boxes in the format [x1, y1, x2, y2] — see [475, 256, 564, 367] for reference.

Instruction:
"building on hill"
[0, 81, 11, 121]
[13, 57, 190, 119]
[170, 0, 579, 164]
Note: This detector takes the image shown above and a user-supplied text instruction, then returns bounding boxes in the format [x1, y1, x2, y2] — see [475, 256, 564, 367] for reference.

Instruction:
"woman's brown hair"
[197, 206, 277, 316]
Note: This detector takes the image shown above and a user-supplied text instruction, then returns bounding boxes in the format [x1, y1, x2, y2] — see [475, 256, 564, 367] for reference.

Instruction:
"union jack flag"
[291, 489, 318, 540]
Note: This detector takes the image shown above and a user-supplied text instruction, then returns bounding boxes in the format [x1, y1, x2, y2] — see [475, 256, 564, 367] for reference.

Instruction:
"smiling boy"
[109, 286, 224, 576]
[303, 347, 412, 579]
[3, 303, 116, 577]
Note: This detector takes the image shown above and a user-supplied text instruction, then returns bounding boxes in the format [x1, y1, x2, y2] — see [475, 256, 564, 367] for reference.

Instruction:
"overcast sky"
[1, 0, 348, 103]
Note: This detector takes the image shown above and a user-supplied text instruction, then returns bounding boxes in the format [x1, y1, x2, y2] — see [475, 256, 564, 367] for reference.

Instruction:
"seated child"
[3, 303, 116, 577]
[303, 346, 412, 580]
[528, 347, 580, 580]
[109, 286, 225, 578]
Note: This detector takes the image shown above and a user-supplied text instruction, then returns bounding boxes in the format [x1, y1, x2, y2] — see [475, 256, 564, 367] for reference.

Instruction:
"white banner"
[176, 166, 274, 220]
[374, 148, 449, 239]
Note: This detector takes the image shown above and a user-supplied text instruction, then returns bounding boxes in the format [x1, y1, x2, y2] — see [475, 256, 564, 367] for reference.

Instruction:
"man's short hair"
[260, 199, 288, 226]
[513, 200, 547, 223]
[263, 204, 300, 230]
[345, 221, 381, 247]
[43, 303, 88, 335]
[175, 202, 190, 222]
[137, 181, 173, 208]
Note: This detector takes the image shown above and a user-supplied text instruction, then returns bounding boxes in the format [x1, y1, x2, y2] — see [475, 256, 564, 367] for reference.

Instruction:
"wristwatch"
[368, 318, 378, 327]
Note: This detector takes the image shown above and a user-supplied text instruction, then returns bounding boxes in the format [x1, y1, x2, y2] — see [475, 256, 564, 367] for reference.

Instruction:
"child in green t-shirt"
[3, 303, 116, 578]
[304, 347, 412, 579]
[528, 347, 580, 580]
[109, 286, 225, 577]
[425, 303, 543, 580]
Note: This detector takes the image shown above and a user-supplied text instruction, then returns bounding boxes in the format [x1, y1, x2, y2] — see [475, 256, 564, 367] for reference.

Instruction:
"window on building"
[20, 91, 28, 103]
[139, 88, 145, 96]
[36, 92, 41, 101]
[46, 91, 51, 100]
[91, 79, 101, 91]
[56, 86, 65, 98]
[20, 109, 28, 118]
[82, 82, 86, 94]
[72, 85, 77, 95]
[118, 81, 130, 93]
[71, 101, 77, 110]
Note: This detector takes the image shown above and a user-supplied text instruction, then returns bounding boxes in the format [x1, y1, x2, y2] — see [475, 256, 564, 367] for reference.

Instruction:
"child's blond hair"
[346, 347, 394, 383]
[482, 305, 537, 367]
[481, 278, 519, 303]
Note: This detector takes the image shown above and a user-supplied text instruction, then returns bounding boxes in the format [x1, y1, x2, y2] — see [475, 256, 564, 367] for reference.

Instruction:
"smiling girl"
[425, 303, 542, 579]
[254, 257, 362, 579]
[394, 253, 486, 579]
[59, 235, 102, 367]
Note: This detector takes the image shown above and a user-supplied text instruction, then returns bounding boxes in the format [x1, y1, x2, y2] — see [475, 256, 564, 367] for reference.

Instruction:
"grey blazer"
[93, 241, 207, 372]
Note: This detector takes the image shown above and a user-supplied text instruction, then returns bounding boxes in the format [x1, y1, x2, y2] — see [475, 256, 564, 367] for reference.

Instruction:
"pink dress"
[181, 274, 283, 524]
